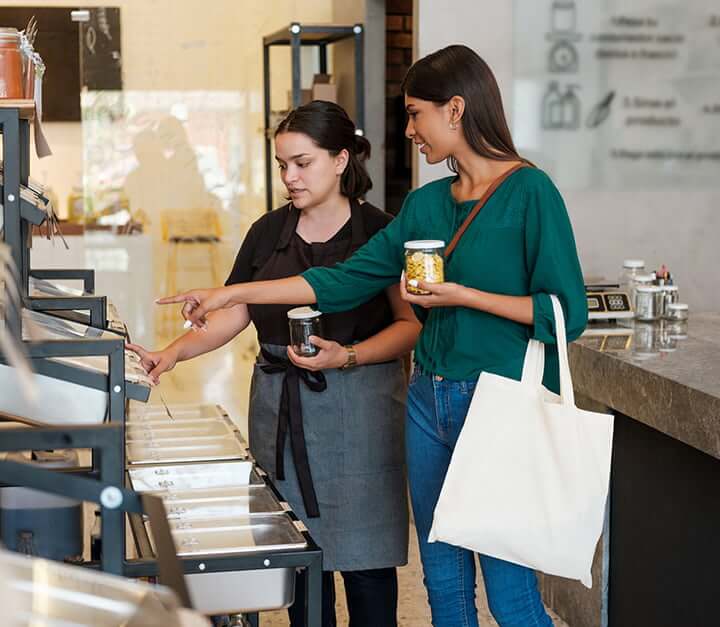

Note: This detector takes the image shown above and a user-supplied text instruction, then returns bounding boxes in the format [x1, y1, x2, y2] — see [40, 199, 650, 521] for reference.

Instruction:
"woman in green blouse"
[160, 45, 587, 626]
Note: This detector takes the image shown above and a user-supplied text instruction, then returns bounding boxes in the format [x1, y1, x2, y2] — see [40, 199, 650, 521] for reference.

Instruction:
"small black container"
[287, 307, 323, 357]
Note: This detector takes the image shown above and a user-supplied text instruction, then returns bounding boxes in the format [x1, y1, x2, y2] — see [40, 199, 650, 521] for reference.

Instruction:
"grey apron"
[249, 343, 409, 572]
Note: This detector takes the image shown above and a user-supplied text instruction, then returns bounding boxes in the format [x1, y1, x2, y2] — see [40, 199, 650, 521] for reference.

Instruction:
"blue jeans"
[406, 369, 553, 627]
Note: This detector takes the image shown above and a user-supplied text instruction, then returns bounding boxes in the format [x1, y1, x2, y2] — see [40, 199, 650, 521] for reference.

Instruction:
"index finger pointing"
[155, 293, 195, 305]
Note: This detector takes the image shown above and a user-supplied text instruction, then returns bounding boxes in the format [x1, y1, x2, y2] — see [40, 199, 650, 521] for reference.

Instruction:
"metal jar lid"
[0, 27, 20, 43]
[636, 285, 662, 293]
[287, 306, 322, 320]
[634, 274, 655, 283]
[404, 240, 445, 250]
[661, 285, 678, 292]
[622, 259, 645, 269]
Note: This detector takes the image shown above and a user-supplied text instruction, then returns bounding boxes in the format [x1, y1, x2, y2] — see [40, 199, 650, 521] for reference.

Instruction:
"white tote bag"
[428, 295, 613, 588]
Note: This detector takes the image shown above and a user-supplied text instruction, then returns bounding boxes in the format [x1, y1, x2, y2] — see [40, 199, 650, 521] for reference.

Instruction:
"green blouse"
[302, 167, 587, 393]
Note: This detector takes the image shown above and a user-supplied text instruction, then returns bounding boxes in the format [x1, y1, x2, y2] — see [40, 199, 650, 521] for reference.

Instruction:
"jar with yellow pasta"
[404, 240, 445, 295]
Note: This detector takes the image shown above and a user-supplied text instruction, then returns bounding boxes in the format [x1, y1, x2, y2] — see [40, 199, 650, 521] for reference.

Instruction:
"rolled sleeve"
[525, 174, 587, 344]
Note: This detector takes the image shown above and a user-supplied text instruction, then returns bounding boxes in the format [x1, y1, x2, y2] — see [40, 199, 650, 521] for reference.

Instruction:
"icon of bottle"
[562, 85, 581, 129]
[552, 0, 577, 34]
[542, 82, 563, 129]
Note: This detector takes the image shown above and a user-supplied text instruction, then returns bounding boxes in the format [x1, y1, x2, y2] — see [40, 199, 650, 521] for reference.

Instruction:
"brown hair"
[275, 100, 372, 199]
[401, 45, 531, 172]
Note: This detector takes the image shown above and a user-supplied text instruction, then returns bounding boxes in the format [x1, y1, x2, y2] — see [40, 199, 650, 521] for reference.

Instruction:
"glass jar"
[665, 302, 688, 322]
[287, 307, 323, 357]
[404, 240, 445, 295]
[634, 285, 663, 321]
[660, 285, 679, 319]
[0, 28, 23, 99]
[619, 259, 645, 291]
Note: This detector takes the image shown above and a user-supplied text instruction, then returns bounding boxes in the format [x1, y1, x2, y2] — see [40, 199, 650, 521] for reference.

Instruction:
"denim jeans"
[406, 368, 553, 627]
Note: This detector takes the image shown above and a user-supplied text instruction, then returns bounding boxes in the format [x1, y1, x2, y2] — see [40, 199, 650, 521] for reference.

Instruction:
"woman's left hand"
[287, 336, 349, 371]
[400, 273, 471, 308]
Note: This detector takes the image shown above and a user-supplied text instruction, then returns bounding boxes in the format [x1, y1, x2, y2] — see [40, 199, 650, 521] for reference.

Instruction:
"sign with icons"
[513, 0, 720, 189]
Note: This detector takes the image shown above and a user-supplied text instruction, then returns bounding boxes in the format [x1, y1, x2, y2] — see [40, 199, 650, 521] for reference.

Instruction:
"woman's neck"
[450, 143, 522, 202]
[296, 193, 351, 243]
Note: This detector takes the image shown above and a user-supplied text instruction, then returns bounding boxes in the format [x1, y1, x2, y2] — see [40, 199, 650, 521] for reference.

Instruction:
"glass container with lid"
[660, 286, 679, 319]
[404, 240, 445, 295]
[665, 302, 688, 322]
[619, 259, 645, 290]
[0, 28, 23, 99]
[287, 306, 323, 357]
[634, 285, 663, 321]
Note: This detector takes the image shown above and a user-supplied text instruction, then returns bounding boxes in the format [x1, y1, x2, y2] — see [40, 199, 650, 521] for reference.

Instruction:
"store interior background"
[4, 1, 716, 624]
[0, 0, 711, 448]
[5, 0, 717, 439]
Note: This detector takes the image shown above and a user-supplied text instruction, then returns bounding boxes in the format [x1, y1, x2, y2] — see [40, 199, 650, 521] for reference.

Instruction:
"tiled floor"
[139, 240, 568, 626]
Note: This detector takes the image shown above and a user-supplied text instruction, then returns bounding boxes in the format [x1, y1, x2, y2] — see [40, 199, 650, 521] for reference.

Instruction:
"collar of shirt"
[274, 198, 369, 252]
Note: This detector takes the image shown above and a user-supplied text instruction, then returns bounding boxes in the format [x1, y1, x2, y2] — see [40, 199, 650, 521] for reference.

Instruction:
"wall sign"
[513, 0, 720, 189]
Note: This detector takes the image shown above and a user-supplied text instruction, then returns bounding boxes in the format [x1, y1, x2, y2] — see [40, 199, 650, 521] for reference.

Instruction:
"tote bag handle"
[518, 295, 576, 408]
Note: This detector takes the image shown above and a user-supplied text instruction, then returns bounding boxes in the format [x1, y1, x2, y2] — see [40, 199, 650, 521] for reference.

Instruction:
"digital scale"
[585, 284, 634, 321]
[582, 283, 635, 349]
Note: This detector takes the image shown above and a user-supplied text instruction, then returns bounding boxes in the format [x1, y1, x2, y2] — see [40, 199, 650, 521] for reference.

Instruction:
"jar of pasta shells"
[404, 240, 445, 295]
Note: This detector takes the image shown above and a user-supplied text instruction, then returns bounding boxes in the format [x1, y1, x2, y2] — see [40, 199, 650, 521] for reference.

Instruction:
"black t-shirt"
[225, 199, 395, 347]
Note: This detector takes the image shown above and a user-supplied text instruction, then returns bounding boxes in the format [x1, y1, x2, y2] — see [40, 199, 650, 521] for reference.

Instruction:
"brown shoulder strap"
[444, 162, 528, 259]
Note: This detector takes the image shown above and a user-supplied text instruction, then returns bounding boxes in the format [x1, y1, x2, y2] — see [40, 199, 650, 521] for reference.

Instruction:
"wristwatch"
[340, 345, 358, 370]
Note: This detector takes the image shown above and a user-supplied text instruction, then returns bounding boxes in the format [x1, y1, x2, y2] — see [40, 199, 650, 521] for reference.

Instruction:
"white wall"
[415, 0, 719, 312]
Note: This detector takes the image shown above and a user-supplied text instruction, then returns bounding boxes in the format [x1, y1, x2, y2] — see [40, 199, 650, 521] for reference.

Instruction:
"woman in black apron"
[128, 101, 420, 627]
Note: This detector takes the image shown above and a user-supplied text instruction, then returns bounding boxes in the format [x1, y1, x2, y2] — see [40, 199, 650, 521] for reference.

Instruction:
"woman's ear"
[448, 95, 466, 127]
[335, 148, 350, 175]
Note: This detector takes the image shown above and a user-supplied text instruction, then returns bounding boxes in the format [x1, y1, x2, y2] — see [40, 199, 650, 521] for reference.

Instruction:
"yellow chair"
[160, 209, 222, 309]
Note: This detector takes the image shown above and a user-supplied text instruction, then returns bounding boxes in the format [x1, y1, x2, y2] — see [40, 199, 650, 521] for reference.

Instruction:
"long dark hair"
[401, 45, 530, 172]
[275, 100, 372, 199]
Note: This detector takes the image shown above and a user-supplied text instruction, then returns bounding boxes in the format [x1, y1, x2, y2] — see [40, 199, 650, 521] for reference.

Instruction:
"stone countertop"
[570, 313, 720, 460]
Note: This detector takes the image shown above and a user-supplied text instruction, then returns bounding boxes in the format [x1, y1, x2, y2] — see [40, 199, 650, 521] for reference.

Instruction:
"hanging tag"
[32, 55, 52, 158]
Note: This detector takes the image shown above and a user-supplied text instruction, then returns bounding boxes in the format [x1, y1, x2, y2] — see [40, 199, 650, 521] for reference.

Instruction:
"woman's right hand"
[126, 343, 179, 384]
[156, 286, 236, 329]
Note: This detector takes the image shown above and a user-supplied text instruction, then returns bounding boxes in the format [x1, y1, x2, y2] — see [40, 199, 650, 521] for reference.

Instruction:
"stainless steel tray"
[185, 567, 295, 615]
[151, 485, 285, 520]
[128, 403, 226, 422]
[126, 435, 248, 465]
[0, 547, 198, 627]
[128, 461, 260, 491]
[148, 514, 307, 556]
[21, 308, 154, 388]
[126, 420, 235, 441]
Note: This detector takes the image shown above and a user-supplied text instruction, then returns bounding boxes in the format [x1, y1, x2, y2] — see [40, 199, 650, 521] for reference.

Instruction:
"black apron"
[247, 201, 409, 571]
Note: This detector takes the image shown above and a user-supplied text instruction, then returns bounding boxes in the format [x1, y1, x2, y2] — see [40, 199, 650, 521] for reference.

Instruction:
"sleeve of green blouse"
[302, 193, 414, 313]
[524, 173, 588, 344]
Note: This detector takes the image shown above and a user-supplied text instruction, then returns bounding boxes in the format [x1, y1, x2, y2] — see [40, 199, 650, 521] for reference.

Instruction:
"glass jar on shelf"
[634, 285, 663, 322]
[0, 28, 23, 99]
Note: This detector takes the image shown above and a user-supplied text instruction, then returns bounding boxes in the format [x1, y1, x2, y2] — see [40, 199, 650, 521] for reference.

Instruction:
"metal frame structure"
[262, 22, 365, 212]
[0, 106, 109, 332]
[0, 422, 191, 606]
[125, 467, 324, 627]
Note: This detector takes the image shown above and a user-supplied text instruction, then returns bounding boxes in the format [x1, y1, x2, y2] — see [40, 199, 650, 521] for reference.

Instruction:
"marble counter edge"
[569, 342, 720, 460]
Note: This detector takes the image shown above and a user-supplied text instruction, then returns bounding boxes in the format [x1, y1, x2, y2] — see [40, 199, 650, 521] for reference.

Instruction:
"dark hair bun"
[353, 133, 371, 161]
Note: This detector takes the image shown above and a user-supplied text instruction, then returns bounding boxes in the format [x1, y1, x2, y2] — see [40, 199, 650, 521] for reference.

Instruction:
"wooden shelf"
[0, 99, 35, 120]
